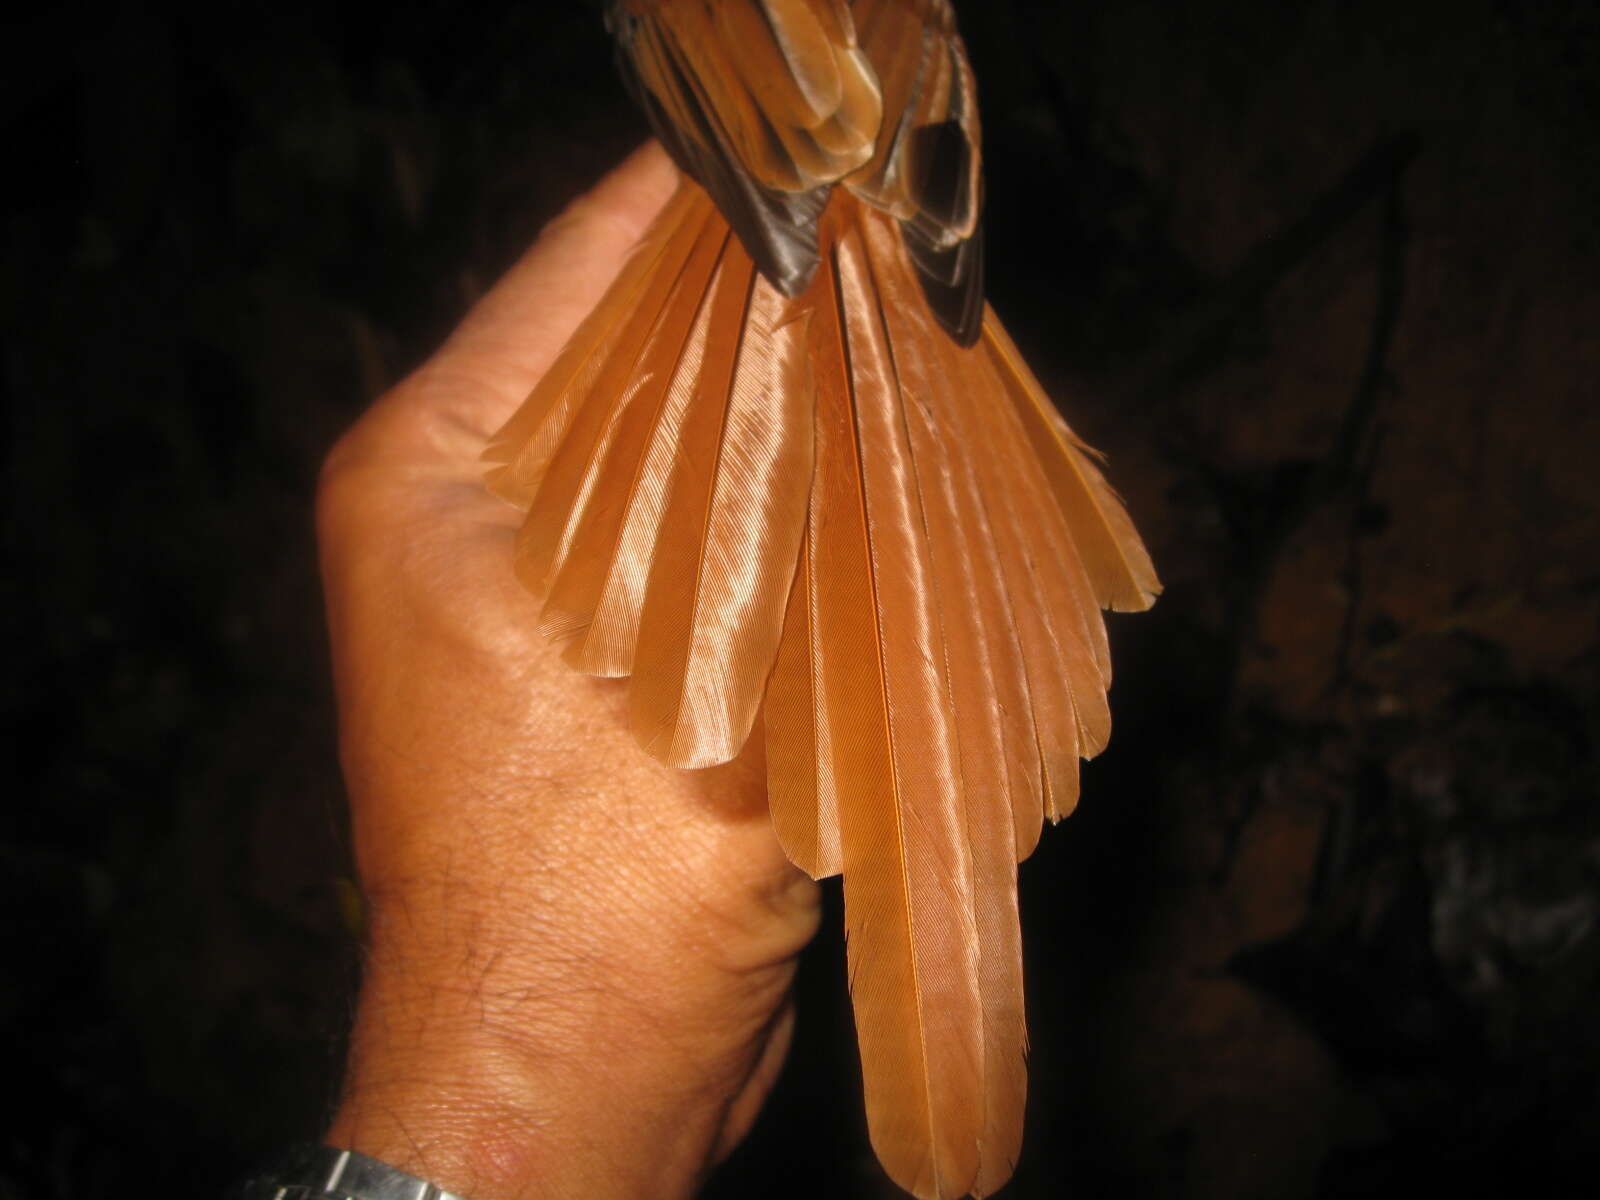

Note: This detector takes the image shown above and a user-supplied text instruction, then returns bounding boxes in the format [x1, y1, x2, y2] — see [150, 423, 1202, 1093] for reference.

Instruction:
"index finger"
[353, 141, 680, 468]
[435, 141, 680, 417]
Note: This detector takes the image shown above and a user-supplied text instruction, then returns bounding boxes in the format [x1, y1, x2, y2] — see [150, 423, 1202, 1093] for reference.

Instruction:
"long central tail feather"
[486, 174, 1157, 1199]
[815, 206, 986, 1198]
[853, 206, 1030, 1194]
[765, 197, 1036, 1197]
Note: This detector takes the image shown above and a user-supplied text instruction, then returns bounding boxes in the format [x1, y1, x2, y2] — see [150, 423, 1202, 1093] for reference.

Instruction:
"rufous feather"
[854, 205, 1030, 1191]
[630, 237, 814, 766]
[482, 184, 707, 507]
[814, 205, 985, 1198]
[986, 319, 1162, 614]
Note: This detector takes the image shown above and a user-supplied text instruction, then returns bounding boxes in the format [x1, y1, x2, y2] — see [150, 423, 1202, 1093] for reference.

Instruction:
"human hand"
[316, 143, 821, 1200]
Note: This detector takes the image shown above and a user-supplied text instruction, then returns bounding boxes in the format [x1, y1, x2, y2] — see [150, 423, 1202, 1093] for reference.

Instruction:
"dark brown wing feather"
[608, 0, 981, 341]
[845, 0, 984, 344]
[608, 0, 881, 295]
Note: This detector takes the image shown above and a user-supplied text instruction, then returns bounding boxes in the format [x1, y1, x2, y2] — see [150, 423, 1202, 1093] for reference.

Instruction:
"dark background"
[4, 0, 1598, 1196]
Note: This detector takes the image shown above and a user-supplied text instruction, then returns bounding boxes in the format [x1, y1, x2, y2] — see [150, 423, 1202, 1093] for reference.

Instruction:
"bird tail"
[484, 177, 1158, 1200]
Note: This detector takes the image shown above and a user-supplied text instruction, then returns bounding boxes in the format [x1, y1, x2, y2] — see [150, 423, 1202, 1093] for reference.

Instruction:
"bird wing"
[607, 0, 882, 295]
[844, 0, 985, 344]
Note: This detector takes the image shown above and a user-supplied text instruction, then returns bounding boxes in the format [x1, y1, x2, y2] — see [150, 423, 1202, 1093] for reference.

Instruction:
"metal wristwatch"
[230, 1144, 466, 1200]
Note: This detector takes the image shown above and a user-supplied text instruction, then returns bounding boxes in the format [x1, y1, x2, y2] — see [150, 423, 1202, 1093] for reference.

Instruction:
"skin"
[317, 142, 821, 1199]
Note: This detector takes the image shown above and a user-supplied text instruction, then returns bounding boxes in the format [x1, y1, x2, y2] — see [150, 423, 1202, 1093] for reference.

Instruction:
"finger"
[349, 141, 680, 468]
[433, 140, 680, 414]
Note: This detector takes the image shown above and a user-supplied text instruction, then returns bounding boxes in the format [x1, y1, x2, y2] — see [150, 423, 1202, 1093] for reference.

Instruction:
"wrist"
[325, 877, 781, 1199]
[326, 994, 739, 1199]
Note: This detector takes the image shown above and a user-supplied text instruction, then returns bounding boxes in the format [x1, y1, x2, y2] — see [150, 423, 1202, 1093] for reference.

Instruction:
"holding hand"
[316, 143, 820, 1200]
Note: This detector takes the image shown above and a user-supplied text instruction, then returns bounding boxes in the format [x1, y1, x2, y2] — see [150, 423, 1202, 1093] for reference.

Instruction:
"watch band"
[230, 1144, 466, 1200]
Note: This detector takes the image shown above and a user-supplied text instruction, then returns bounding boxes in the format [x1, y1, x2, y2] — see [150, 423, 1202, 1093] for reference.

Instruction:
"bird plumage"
[484, 2, 1159, 1195]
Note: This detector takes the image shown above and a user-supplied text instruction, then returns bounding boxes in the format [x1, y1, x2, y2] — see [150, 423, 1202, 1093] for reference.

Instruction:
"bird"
[481, 2, 1160, 1196]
